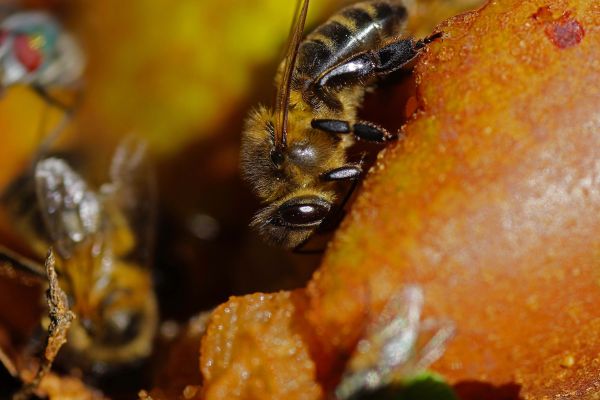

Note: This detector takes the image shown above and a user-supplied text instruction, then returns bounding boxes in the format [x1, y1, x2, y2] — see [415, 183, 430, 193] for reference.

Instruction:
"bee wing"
[100, 136, 156, 268]
[273, 0, 309, 149]
[34, 157, 103, 260]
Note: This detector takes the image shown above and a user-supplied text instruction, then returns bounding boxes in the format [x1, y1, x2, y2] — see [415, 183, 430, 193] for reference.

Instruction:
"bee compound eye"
[274, 198, 331, 227]
[270, 149, 285, 167]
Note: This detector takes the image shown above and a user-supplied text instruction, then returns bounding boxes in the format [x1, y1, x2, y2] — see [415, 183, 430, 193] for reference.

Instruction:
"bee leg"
[0, 346, 17, 378]
[31, 84, 73, 113]
[352, 121, 398, 142]
[321, 165, 362, 181]
[293, 238, 325, 255]
[415, 31, 444, 49]
[0, 350, 20, 400]
[312, 118, 398, 143]
[31, 85, 85, 162]
[320, 163, 363, 231]
[311, 119, 351, 134]
[293, 165, 362, 254]
[0, 244, 46, 279]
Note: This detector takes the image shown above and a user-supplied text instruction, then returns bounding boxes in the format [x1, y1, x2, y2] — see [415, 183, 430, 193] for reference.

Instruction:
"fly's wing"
[336, 286, 423, 399]
[335, 285, 455, 400]
[412, 317, 455, 372]
[34, 157, 103, 260]
[376, 285, 423, 369]
[273, 0, 309, 149]
[100, 137, 156, 268]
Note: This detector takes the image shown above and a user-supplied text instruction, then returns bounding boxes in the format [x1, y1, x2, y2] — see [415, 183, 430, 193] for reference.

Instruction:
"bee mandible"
[241, 0, 441, 248]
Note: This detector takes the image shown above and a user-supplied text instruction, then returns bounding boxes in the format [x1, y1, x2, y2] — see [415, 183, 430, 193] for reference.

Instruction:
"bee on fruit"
[0, 138, 158, 373]
[240, 0, 441, 249]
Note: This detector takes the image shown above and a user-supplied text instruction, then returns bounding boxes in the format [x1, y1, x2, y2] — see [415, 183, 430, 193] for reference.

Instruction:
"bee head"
[67, 275, 158, 369]
[241, 106, 341, 202]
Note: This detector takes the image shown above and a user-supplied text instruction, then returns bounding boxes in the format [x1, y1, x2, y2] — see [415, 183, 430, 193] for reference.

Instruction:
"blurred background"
[0, 0, 484, 396]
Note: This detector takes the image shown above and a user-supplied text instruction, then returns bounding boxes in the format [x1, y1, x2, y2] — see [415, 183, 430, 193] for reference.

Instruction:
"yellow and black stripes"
[294, 1, 408, 80]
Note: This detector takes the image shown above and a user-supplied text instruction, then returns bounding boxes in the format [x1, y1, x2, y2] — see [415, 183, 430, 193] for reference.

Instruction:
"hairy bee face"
[68, 283, 158, 367]
[241, 106, 348, 248]
[241, 106, 344, 202]
[240, 108, 288, 201]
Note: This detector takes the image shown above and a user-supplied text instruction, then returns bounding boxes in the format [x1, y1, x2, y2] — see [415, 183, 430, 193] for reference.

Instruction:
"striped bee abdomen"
[294, 1, 409, 81]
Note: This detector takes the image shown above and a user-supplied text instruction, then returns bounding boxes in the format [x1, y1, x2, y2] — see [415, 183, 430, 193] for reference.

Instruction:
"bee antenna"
[275, 0, 310, 150]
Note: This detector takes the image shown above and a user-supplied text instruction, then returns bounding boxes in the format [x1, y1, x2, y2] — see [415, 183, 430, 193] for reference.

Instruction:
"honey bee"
[241, 0, 441, 248]
[0, 138, 158, 373]
[335, 285, 455, 399]
[0, 10, 84, 110]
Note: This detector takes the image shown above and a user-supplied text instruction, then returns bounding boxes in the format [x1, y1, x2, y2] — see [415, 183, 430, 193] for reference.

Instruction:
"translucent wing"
[100, 136, 156, 268]
[273, 0, 309, 149]
[34, 157, 102, 260]
[336, 285, 455, 400]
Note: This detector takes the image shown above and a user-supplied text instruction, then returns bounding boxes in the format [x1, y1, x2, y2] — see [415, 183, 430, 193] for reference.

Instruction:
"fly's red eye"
[14, 34, 43, 72]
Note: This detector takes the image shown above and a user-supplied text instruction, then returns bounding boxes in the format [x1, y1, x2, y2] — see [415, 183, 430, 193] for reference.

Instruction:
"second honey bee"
[241, 0, 441, 249]
[0, 138, 158, 373]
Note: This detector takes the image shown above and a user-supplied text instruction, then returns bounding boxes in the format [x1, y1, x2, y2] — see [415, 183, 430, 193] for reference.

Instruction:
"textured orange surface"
[31, 372, 105, 400]
[309, 0, 600, 396]
[200, 292, 321, 400]
[200, 0, 600, 398]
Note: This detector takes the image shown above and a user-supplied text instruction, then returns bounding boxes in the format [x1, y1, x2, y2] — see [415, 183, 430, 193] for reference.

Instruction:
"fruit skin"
[306, 0, 600, 397]
[200, 0, 600, 398]
[200, 292, 322, 400]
